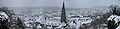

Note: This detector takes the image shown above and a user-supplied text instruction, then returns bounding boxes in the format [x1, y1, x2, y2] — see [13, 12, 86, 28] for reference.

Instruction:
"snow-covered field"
[7, 7, 116, 29]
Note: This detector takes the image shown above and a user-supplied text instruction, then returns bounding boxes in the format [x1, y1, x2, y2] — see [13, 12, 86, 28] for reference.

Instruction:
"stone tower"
[61, 2, 67, 23]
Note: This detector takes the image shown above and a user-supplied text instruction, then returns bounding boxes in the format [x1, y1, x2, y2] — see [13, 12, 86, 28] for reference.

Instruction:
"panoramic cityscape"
[0, 0, 120, 29]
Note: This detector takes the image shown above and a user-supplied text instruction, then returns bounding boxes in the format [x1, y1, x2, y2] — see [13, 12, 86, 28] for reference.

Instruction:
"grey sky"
[0, 0, 119, 8]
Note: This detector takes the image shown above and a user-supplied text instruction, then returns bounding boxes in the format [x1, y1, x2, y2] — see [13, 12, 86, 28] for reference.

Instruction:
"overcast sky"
[0, 0, 119, 8]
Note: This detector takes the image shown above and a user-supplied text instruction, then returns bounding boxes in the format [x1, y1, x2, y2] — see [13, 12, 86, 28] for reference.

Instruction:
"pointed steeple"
[62, 2, 65, 11]
[62, 1, 65, 14]
[61, 1, 67, 23]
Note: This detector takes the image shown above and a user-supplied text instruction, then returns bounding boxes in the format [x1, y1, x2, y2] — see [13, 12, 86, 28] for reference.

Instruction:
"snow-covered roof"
[107, 15, 120, 29]
[107, 15, 120, 23]
[0, 12, 8, 19]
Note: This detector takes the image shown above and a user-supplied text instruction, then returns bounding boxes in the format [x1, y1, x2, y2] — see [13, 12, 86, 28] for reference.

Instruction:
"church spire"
[62, 2, 65, 11]
[61, 1, 67, 23]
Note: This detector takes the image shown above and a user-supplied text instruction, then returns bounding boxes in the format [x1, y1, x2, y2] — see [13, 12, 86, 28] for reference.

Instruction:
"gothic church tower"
[61, 2, 67, 23]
